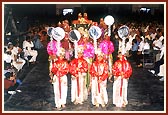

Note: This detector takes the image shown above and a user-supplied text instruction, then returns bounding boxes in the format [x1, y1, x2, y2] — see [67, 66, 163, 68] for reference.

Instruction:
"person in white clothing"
[89, 48, 109, 108]
[152, 35, 162, 62]
[23, 36, 38, 63]
[11, 41, 26, 72]
[69, 46, 88, 105]
[50, 48, 69, 110]
[112, 52, 132, 107]
[148, 40, 164, 79]
[142, 38, 150, 54]
[150, 28, 157, 41]
[135, 36, 144, 67]
[152, 36, 162, 51]
[156, 28, 164, 42]
[4, 47, 12, 64]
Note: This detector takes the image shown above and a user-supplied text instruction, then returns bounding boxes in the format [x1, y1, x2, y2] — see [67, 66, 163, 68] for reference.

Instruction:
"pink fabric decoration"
[99, 40, 114, 55]
[47, 40, 57, 55]
[83, 43, 95, 58]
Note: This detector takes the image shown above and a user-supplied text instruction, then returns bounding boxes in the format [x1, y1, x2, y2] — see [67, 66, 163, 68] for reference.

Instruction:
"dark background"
[4, 4, 164, 25]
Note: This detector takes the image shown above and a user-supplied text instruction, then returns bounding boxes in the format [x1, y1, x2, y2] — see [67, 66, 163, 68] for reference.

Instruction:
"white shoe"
[157, 73, 164, 77]
[16, 90, 22, 92]
[148, 70, 155, 74]
[8, 91, 16, 95]
[159, 77, 164, 81]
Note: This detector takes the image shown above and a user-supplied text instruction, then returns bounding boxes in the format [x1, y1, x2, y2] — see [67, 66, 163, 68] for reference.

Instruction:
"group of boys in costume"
[47, 13, 132, 110]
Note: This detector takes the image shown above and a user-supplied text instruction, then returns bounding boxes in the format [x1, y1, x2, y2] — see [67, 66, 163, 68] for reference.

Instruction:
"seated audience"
[23, 36, 38, 63]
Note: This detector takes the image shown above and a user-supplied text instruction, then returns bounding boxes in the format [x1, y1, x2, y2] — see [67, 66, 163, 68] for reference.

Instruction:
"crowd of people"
[3, 12, 164, 110]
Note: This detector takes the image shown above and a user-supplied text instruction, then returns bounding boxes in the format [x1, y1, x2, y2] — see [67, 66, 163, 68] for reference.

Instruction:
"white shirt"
[153, 39, 162, 50]
[11, 47, 19, 55]
[138, 41, 150, 54]
[150, 33, 157, 40]
[4, 53, 12, 63]
[159, 36, 164, 42]
[23, 40, 34, 51]
[138, 41, 144, 52]
[160, 44, 164, 59]
[143, 42, 150, 50]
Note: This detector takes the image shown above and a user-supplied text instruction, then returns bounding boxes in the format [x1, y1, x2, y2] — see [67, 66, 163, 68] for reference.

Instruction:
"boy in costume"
[69, 45, 88, 105]
[50, 48, 69, 110]
[90, 48, 109, 107]
[112, 52, 132, 107]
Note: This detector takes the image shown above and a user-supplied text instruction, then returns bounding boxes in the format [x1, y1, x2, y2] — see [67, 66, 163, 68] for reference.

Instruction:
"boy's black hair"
[5, 72, 12, 79]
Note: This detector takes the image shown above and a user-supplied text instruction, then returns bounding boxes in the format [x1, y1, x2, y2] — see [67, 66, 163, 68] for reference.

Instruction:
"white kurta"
[153, 39, 162, 51]
[4, 53, 12, 63]
[113, 76, 128, 107]
[12, 57, 26, 71]
[52, 75, 68, 108]
[11, 47, 26, 71]
[23, 40, 38, 62]
[91, 77, 108, 106]
[71, 73, 88, 104]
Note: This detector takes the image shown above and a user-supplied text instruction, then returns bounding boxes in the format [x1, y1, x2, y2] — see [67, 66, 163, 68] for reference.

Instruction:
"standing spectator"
[61, 33, 73, 62]
[50, 48, 69, 110]
[69, 45, 88, 105]
[129, 39, 138, 62]
[61, 20, 73, 61]
[39, 30, 48, 48]
[32, 30, 44, 50]
[89, 48, 109, 108]
[112, 52, 132, 108]
[135, 35, 144, 67]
